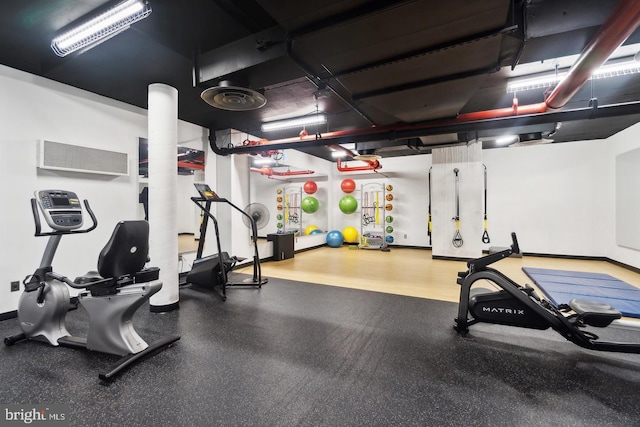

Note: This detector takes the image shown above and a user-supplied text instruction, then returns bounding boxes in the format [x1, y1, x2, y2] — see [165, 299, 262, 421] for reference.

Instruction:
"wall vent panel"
[38, 140, 129, 176]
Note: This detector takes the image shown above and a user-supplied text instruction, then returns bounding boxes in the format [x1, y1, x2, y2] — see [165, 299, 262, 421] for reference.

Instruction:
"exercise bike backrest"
[97, 221, 150, 279]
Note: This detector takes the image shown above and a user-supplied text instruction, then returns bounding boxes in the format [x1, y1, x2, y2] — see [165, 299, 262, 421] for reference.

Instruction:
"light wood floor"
[179, 234, 199, 254]
[235, 245, 640, 306]
[182, 231, 640, 312]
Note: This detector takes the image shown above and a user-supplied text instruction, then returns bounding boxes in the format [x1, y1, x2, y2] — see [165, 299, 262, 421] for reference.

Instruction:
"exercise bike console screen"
[36, 189, 84, 230]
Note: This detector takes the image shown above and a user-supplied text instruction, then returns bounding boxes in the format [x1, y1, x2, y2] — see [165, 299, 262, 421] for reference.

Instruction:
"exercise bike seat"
[569, 299, 621, 327]
[74, 221, 159, 296]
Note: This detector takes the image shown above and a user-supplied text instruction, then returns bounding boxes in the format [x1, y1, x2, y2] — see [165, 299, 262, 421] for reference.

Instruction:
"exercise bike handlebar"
[32, 198, 98, 237]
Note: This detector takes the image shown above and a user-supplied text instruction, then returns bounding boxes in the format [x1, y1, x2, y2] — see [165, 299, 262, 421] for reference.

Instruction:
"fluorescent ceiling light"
[495, 135, 519, 145]
[506, 57, 640, 93]
[331, 150, 349, 158]
[51, 0, 152, 57]
[252, 157, 274, 165]
[261, 115, 326, 132]
[506, 73, 567, 93]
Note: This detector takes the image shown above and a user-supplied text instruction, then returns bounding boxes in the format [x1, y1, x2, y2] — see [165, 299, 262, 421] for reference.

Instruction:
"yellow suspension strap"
[482, 164, 490, 244]
[285, 193, 290, 225]
[452, 168, 463, 248]
[375, 191, 380, 225]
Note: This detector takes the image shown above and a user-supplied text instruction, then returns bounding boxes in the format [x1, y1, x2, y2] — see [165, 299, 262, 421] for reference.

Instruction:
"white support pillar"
[148, 83, 179, 312]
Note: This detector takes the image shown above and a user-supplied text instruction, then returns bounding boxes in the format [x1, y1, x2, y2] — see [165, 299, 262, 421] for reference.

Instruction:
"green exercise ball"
[339, 195, 358, 214]
[301, 196, 320, 214]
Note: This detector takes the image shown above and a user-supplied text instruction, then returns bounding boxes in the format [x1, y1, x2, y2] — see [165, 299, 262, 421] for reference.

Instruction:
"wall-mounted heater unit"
[38, 140, 129, 176]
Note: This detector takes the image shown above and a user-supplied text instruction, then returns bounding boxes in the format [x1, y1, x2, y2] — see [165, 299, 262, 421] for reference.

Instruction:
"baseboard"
[606, 258, 640, 274]
[522, 252, 607, 261]
[432, 255, 474, 262]
[0, 311, 17, 321]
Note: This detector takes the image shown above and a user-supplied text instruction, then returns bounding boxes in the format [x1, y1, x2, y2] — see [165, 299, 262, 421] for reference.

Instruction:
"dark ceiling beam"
[331, 25, 515, 79]
[286, 41, 376, 126]
[288, 0, 418, 40]
[207, 0, 277, 33]
[351, 63, 501, 100]
[212, 100, 640, 154]
[195, 26, 287, 86]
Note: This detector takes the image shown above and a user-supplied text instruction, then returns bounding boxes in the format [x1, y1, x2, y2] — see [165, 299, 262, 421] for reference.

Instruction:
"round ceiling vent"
[200, 83, 267, 111]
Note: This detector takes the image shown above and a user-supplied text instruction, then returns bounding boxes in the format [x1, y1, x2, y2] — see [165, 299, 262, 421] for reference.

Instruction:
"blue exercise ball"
[310, 229, 324, 235]
[385, 235, 394, 244]
[326, 230, 344, 248]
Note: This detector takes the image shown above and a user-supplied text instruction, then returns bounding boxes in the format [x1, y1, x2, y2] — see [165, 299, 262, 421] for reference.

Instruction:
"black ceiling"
[3, 0, 640, 160]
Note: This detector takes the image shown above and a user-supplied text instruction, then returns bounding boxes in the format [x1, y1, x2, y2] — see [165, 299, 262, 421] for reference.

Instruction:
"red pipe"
[250, 166, 315, 176]
[546, 0, 640, 109]
[244, 0, 640, 148]
[329, 144, 382, 172]
[336, 158, 382, 172]
[177, 161, 205, 170]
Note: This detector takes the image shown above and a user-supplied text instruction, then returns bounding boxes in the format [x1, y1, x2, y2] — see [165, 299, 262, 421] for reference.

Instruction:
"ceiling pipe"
[546, 0, 640, 109]
[329, 144, 382, 172]
[250, 166, 315, 176]
[177, 161, 204, 170]
[215, 0, 640, 155]
[336, 158, 382, 172]
[213, 101, 640, 154]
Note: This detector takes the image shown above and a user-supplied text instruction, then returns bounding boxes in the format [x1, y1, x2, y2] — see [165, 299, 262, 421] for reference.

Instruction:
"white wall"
[483, 140, 611, 257]
[247, 135, 639, 270]
[0, 65, 206, 314]
[605, 123, 640, 268]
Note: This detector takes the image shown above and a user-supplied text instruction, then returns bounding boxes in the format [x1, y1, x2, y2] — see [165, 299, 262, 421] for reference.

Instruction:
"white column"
[148, 83, 179, 311]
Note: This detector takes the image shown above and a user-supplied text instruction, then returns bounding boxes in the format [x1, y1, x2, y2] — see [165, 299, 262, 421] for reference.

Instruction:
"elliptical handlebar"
[32, 198, 98, 237]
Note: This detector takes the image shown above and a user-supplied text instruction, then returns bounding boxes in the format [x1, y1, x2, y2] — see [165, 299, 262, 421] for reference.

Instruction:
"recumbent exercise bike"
[5, 190, 180, 380]
[454, 233, 640, 353]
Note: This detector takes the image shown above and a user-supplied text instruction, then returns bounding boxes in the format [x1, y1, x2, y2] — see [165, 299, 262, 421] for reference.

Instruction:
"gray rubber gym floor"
[1, 276, 640, 426]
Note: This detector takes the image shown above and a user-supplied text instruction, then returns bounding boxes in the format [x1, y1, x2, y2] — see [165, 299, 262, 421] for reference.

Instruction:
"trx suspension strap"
[482, 164, 490, 244]
[452, 168, 463, 247]
[428, 167, 432, 245]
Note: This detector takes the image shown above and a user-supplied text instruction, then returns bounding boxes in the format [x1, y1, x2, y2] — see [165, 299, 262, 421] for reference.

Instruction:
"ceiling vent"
[353, 148, 382, 161]
[509, 132, 553, 147]
[200, 81, 266, 111]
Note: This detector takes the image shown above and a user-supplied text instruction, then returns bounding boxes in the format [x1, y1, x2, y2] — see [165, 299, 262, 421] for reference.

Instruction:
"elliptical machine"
[5, 190, 180, 380]
[454, 233, 640, 353]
